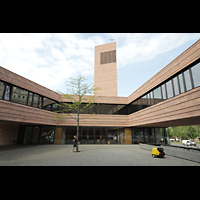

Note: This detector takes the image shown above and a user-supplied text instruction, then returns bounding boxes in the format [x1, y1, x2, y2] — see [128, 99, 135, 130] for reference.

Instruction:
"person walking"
[71, 135, 77, 152]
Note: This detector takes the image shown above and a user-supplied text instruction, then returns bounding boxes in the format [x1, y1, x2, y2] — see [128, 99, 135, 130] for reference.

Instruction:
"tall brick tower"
[94, 42, 117, 96]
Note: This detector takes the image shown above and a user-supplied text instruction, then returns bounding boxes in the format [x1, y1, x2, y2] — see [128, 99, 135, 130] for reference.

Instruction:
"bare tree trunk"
[76, 112, 79, 152]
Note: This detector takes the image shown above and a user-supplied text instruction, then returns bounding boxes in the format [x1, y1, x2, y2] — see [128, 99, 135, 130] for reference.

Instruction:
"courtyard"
[0, 144, 200, 166]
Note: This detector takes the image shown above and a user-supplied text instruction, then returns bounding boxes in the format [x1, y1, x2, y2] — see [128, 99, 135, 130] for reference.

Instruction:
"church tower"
[94, 42, 117, 96]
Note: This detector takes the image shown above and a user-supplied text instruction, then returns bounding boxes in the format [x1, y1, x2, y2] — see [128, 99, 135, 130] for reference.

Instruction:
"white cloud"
[0, 33, 104, 92]
[0, 33, 199, 95]
[105, 33, 200, 68]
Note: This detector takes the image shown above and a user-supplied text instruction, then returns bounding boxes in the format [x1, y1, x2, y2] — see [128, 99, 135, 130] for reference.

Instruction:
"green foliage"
[54, 75, 100, 116]
[168, 125, 200, 140]
[52, 75, 100, 152]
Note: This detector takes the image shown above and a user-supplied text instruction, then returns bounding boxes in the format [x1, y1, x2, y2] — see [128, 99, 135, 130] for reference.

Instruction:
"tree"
[168, 126, 199, 140]
[53, 75, 99, 152]
[187, 126, 198, 140]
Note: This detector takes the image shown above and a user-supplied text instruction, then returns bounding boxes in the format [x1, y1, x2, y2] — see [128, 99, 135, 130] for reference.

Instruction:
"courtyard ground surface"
[0, 144, 200, 166]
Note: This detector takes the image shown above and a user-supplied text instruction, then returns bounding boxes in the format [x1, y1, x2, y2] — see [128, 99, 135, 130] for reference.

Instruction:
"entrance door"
[23, 126, 32, 144]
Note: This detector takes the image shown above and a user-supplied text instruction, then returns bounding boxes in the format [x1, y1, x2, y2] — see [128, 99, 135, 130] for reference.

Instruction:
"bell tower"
[94, 42, 117, 96]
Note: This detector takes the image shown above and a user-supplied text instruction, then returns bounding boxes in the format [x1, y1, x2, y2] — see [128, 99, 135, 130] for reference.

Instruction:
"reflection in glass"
[32, 94, 39, 108]
[23, 126, 32, 144]
[117, 104, 128, 115]
[166, 80, 174, 98]
[11, 86, 28, 105]
[150, 91, 154, 105]
[4, 85, 11, 101]
[144, 128, 149, 143]
[101, 127, 107, 144]
[178, 73, 185, 93]
[153, 87, 162, 104]
[28, 92, 33, 106]
[132, 128, 144, 144]
[155, 128, 161, 144]
[95, 128, 101, 144]
[88, 127, 94, 144]
[137, 98, 142, 110]
[31, 126, 40, 144]
[191, 62, 200, 88]
[173, 76, 180, 96]
[184, 69, 192, 91]
[43, 97, 55, 111]
[101, 104, 113, 114]
[147, 93, 151, 106]
[0, 81, 5, 100]
[39, 96, 43, 108]
[39, 126, 54, 144]
[81, 127, 88, 144]
[107, 128, 118, 144]
[161, 84, 167, 100]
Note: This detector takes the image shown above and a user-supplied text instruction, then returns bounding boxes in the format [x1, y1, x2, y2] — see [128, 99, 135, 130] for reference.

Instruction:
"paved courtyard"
[0, 144, 200, 166]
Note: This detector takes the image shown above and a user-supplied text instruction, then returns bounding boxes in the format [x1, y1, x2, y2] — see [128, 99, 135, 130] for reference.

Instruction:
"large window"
[153, 86, 162, 104]
[0, 81, 5, 100]
[166, 80, 174, 99]
[101, 104, 114, 114]
[4, 85, 11, 101]
[184, 69, 192, 91]
[178, 73, 185, 93]
[32, 94, 39, 108]
[172, 76, 180, 96]
[147, 93, 151, 106]
[43, 97, 55, 111]
[11, 86, 28, 105]
[141, 95, 148, 109]
[128, 101, 138, 114]
[191, 62, 200, 88]
[28, 92, 33, 106]
[161, 84, 167, 100]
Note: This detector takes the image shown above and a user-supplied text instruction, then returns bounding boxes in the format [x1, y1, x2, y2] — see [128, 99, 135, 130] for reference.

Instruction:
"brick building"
[0, 40, 200, 145]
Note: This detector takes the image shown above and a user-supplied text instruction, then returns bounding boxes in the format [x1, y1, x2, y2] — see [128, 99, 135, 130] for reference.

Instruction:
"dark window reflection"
[39, 126, 54, 144]
[11, 86, 28, 105]
[4, 85, 11, 101]
[28, 92, 33, 106]
[0, 81, 5, 100]
[32, 94, 39, 108]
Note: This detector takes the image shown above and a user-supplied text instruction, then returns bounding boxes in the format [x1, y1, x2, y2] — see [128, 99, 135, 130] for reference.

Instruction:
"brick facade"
[0, 121, 19, 145]
[94, 42, 117, 97]
[0, 40, 200, 145]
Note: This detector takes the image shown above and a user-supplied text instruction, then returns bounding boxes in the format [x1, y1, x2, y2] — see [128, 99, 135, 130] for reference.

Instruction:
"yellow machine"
[152, 147, 165, 158]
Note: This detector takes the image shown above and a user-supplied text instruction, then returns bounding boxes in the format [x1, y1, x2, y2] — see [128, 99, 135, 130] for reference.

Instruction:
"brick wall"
[94, 42, 118, 97]
[129, 86, 200, 127]
[128, 39, 200, 103]
[0, 122, 19, 145]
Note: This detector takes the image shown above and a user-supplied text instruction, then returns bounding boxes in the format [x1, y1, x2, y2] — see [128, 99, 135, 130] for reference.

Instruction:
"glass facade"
[184, 69, 192, 91]
[11, 86, 28, 105]
[191, 62, 200, 88]
[161, 84, 167, 100]
[17, 125, 169, 145]
[173, 76, 180, 96]
[0, 59, 200, 117]
[153, 87, 162, 104]
[0, 81, 5, 100]
[178, 73, 185, 93]
[166, 80, 174, 99]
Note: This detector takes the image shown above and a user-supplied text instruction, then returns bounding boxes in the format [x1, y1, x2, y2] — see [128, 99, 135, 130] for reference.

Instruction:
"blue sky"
[0, 33, 200, 97]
